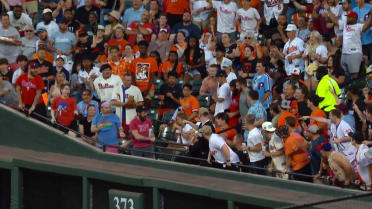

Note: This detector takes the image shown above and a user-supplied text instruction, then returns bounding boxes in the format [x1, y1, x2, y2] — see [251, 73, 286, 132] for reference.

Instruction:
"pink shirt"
[129, 117, 153, 148]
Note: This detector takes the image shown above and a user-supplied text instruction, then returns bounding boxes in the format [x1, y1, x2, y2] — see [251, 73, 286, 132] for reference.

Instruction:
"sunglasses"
[25, 30, 34, 32]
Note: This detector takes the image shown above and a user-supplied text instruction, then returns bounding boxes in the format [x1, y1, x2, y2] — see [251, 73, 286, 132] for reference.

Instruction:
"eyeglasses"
[25, 30, 33, 32]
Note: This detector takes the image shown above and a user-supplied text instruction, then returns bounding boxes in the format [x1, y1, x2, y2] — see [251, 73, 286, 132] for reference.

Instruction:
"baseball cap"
[35, 27, 47, 34]
[159, 28, 168, 33]
[305, 124, 319, 134]
[280, 99, 291, 109]
[346, 11, 358, 19]
[335, 103, 349, 114]
[136, 105, 147, 113]
[262, 122, 276, 132]
[43, 8, 52, 14]
[28, 61, 39, 69]
[97, 25, 105, 30]
[341, 0, 351, 3]
[216, 69, 227, 77]
[221, 58, 233, 68]
[285, 24, 298, 32]
[56, 55, 65, 61]
[198, 107, 209, 116]
[365, 148, 372, 159]
[199, 125, 212, 135]
[109, 10, 120, 20]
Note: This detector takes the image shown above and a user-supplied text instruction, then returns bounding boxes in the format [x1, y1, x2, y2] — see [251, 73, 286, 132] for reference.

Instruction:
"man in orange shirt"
[306, 93, 328, 138]
[164, 0, 189, 27]
[107, 46, 130, 81]
[278, 99, 299, 128]
[131, 40, 158, 99]
[215, 112, 237, 144]
[282, 117, 312, 182]
[180, 83, 200, 122]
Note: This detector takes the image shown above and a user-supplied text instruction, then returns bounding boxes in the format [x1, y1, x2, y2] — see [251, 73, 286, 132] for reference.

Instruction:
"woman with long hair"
[49, 72, 68, 103]
[171, 31, 187, 58]
[182, 36, 206, 82]
[327, 55, 345, 86]
[303, 31, 328, 66]
[161, 51, 184, 80]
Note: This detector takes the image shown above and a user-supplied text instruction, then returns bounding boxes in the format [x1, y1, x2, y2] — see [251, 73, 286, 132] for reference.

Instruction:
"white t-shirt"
[93, 74, 123, 102]
[305, 44, 328, 65]
[269, 133, 286, 171]
[329, 120, 356, 163]
[247, 127, 265, 162]
[355, 144, 372, 185]
[212, 1, 238, 33]
[78, 67, 101, 86]
[338, 20, 363, 54]
[178, 124, 196, 145]
[261, 0, 289, 25]
[191, 0, 211, 21]
[226, 71, 237, 84]
[112, 85, 144, 124]
[215, 82, 231, 116]
[209, 133, 240, 163]
[283, 37, 305, 76]
[330, 5, 343, 36]
[236, 8, 260, 34]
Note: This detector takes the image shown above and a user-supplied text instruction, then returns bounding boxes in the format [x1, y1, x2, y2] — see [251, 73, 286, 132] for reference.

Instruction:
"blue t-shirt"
[92, 113, 121, 146]
[252, 73, 272, 109]
[77, 100, 99, 117]
[353, 4, 372, 45]
[50, 30, 77, 59]
[122, 7, 145, 27]
[171, 23, 202, 41]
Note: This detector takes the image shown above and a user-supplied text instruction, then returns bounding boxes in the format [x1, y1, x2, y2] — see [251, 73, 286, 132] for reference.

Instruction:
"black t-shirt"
[197, 120, 215, 156]
[68, 21, 80, 33]
[34, 59, 53, 90]
[81, 117, 95, 137]
[75, 6, 100, 25]
[298, 101, 311, 118]
[76, 37, 93, 59]
[0, 71, 13, 83]
[104, 0, 121, 9]
[239, 57, 257, 79]
[159, 83, 182, 109]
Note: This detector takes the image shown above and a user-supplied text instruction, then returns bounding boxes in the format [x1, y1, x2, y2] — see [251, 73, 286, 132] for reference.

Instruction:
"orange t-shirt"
[107, 39, 129, 54]
[171, 43, 187, 52]
[161, 61, 184, 75]
[164, 0, 189, 15]
[130, 57, 158, 91]
[216, 126, 237, 141]
[284, 133, 310, 171]
[32, 52, 54, 65]
[278, 111, 299, 128]
[310, 108, 328, 137]
[239, 0, 260, 10]
[180, 96, 200, 122]
[108, 59, 131, 80]
[239, 44, 262, 61]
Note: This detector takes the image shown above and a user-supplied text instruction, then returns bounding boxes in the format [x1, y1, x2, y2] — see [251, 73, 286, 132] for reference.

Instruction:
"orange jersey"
[285, 133, 310, 171]
[310, 108, 328, 137]
[32, 52, 54, 64]
[278, 111, 299, 128]
[216, 126, 237, 141]
[108, 59, 131, 80]
[161, 60, 184, 75]
[164, 0, 189, 15]
[107, 39, 129, 54]
[239, 44, 262, 61]
[180, 96, 200, 122]
[131, 57, 158, 91]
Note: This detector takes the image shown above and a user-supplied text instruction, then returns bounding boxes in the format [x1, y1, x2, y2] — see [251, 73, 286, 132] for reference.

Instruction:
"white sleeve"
[341, 123, 353, 137]
[274, 138, 284, 150]
[252, 132, 263, 146]
[215, 136, 226, 150]
[254, 8, 260, 20]
[357, 23, 364, 32]
[218, 85, 230, 99]
[212, 1, 220, 9]
[298, 39, 305, 53]
[136, 88, 144, 102]
[316, 45, 328, 59]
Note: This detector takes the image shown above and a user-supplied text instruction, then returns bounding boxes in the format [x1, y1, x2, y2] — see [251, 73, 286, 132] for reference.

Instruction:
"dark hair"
[100, 64, 112, 72]
[237, 78, 247, 87]
[123, 73, 132, 78]
[297, 86, 308, 98]
[245, 45, 254, 52]
[150, 51, 162, 67]
[0, 58, 8, 65]
[177, 112, 188, 120]
[216, 112, 229, 123]
[64, 8, 74, 13]
[1, 13, 9, 19]
[210, 64, 219, 71]
[183, 36, 203, 66]
[168, 51, 179, 75]
[176, 31, 186, 39]
[60, 83, 70, 93]
[256, 59, 267, 71]
[71, 59, 82, 74]
[216, 44, 225, 53]
[138, 40, 149, 47]
[316, 66, 328, 81]
[16, 55, 28, 63]
[308, 92, 321, 107]
[13, 5, 22, 10]
[367, 104, 372, 114]
[248, 90, 259, 100]
[183, 83, 192, 90]
[330, 109, 342, 119]
[350, 131, 364, 144]
[285, 116, 296, 128]
[167, 71, 177, 78]
[109, 45, 120, 52]
[270, 102, 280, 114]
[159, 12, 167, 18]
[246, 114, 255, 125]
[82, 89, 92, 95]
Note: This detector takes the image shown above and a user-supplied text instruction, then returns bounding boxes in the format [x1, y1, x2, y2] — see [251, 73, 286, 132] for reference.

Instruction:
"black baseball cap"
[136, 105, 147, 113]
[216, 69, 227, 77]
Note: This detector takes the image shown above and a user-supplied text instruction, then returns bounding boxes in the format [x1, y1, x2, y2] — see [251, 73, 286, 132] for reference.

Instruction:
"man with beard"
[36, 9, 59, 37]
[129, 105, 155, 158]
[93, 64, 123, 103]
[7, 5, 32, 31]
[104, 10, 121, 38]
[15, 61, 46, 122]
[170, 11, 201, 43]
[158, 72, 181, 117]
[63, 8, 80, 33]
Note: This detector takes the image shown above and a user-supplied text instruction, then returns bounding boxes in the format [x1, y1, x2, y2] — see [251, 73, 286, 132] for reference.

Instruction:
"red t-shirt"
[127, 22, 154, 44]
[229, 93, 240, 127]
[15, 73, 44, 105]
[129, 117, 153, 148]
[51, 96, 77, 126]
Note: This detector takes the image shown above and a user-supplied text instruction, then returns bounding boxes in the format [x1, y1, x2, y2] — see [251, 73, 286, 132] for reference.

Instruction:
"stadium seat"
[154, 78, 163, 94]
[147, 109, 160, 136]
[177, 79, 185, 88]
[197, 95, 210, 108]
[190, 79, 202, 96]
[151, 94, 160, 109]
[162, 110, 175, 124]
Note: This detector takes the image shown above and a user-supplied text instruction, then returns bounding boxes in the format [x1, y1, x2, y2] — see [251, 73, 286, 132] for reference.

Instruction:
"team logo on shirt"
[210, 150, 217, 155]
[100, 122, 113, 131]
[258, 82, 264, 89]
[57, 102, 69, 116]
[135, 63, 150, 81]
[21, 80, 36, 91]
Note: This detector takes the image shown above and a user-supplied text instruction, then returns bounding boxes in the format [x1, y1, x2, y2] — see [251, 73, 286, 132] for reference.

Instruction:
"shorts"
[96, 143, 119, 153]
[57, 120, 78, 134]
[185, 69, 201, 77]
[341, 53, 363, 74]
[26, 1, 38, 14]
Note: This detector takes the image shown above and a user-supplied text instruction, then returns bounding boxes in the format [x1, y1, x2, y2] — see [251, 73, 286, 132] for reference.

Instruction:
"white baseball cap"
[262, 122, 276, 132]
[43, 8, 53, 14]
[285, 24, 298, 32]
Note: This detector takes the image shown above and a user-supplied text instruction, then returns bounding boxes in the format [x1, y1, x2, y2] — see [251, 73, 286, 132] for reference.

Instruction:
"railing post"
[153, 187, 160, 209]
[11, 167, 22, 209]
[82, 176, 91, 209]
[228, 200, 235, 209]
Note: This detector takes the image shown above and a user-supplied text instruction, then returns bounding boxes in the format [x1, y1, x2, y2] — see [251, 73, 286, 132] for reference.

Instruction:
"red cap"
[346, 11, 358, 19]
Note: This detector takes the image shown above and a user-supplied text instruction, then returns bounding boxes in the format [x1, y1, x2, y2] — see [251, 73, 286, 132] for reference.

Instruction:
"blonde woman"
[303, 31, 328, 66]
[49, 72, 68, 103]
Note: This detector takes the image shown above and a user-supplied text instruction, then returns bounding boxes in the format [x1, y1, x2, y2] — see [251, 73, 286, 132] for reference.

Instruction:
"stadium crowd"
[0, 0, 372, 190]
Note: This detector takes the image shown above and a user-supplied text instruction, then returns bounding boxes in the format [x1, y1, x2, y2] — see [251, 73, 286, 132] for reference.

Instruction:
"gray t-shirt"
[239, 90, 249, 122]
[50, 30, 77, 60]
[0, 26, 20, 63]
[0, 80, 18, 106]
[21, 36, 38, 59]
